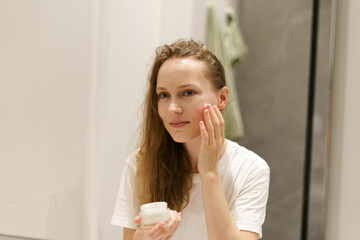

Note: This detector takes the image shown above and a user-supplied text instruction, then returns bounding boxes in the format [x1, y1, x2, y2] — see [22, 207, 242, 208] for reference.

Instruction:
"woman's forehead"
[157, 58, 209, 85]
[160, 57, 207, 71]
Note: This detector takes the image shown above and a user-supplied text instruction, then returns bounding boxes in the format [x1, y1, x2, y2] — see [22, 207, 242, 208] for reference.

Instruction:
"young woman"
[111, 39, 270, 240]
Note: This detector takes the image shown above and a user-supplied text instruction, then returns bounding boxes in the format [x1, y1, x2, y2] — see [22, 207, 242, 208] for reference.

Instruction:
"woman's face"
[156, 58, 222, 143]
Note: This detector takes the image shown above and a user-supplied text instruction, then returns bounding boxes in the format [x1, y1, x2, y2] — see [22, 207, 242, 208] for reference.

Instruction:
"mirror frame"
[305, 0, 338, 239]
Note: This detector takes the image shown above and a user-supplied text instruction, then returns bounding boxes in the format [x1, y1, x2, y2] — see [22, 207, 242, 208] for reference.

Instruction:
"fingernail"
[203, 104, 211, 108]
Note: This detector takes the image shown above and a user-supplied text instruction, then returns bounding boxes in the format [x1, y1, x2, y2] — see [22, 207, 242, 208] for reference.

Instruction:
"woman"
[111, 39, 270, 240]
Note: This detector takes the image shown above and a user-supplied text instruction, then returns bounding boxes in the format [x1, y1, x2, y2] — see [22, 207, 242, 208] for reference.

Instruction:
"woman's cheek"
[157, 103, 166, 122]
[194, 103, 206, 123]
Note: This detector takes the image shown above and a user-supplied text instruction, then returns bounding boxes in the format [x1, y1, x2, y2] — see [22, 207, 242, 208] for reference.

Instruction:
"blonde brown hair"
[135, 39, 226, 211]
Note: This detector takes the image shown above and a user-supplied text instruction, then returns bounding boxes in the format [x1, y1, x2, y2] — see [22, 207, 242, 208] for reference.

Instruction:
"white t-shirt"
[111, 140, 270, 239]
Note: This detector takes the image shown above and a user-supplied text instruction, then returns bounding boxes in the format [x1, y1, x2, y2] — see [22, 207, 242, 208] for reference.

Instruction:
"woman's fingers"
[166, 212, 182, 239]
[135, 210, 182, 240]
[203, 104, 223, 144]
[210, 105, 222, 142]
[199, 121, 209, 145]
[204, 108, 215, 144]
[145, 222, 166, 239]
[153, 211, 182, 240]
[213, 105, 225, 140]
[134, 216, 141, 226]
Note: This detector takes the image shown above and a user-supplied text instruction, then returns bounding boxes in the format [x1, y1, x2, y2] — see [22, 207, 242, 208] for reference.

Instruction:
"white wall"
[0, 0, 99, 239]
[325, 0, 360, 239]
[99, 0, 163, 239]
[161, 0, 233, 44]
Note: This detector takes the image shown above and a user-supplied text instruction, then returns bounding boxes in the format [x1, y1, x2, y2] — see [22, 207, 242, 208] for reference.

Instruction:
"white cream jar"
[139, 202, 170, 228]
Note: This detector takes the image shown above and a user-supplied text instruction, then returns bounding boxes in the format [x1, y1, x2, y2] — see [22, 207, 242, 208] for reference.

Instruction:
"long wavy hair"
[135, 39, 226, 212]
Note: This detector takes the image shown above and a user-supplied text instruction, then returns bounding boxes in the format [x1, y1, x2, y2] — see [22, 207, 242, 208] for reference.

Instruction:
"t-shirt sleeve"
[111, 152, 139, 229]
[231, 163, 270, 239]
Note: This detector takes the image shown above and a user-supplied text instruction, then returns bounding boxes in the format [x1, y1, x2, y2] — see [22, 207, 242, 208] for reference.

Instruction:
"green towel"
[205, 4, 246, 141]
[224, 7, 248, 66]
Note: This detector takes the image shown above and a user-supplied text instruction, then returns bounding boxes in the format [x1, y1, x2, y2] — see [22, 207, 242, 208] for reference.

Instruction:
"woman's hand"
[198, 104, 226, 174]
[133, 210, 182, 240]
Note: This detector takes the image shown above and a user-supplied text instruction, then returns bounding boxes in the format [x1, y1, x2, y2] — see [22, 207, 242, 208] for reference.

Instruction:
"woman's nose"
[168, 100, 183, 114]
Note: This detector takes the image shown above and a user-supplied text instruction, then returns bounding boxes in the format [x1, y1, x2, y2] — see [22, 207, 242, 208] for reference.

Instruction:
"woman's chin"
[170, 135, 188, 143]
[170, 133, 201, 143]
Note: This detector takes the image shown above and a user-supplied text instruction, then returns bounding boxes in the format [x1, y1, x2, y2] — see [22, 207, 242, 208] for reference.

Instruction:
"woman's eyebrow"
[156, 87, 167, 91]
[156, 83, 198, 91]
[178, 83, 197, 88]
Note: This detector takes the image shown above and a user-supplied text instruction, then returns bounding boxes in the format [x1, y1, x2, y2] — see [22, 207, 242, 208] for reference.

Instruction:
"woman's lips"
[170, 121, 190, 128]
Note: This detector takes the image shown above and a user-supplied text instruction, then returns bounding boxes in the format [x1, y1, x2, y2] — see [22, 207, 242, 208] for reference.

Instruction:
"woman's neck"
[184, 135, 202, 173]
[184, 136, 228, 173]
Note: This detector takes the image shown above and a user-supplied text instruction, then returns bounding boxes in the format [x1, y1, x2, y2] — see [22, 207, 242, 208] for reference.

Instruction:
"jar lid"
[140, 202, 170, 225]
[141, 202, 168, 212]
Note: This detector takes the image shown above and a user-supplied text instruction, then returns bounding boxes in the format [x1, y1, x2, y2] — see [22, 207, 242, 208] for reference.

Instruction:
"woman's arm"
[198, 105, 259, 240]
[123, 228, 136, 240]
[200, 172, 258, 240]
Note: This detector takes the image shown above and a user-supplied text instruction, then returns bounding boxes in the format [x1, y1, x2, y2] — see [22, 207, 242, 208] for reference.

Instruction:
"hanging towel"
[205, 3, 246, 141]
[224, 7, 248, 66]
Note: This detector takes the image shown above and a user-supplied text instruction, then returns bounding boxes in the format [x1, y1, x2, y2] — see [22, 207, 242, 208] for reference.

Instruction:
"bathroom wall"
[0, 0, 100, 239]
[325, 0, 360, 239]
[161, 0, 233, 44]
[99, 0, 163, 239]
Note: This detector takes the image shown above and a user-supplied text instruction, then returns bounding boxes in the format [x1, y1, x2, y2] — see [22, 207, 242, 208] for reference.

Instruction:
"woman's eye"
[184, 90, 195, 96]
[158, 92, 169, 99]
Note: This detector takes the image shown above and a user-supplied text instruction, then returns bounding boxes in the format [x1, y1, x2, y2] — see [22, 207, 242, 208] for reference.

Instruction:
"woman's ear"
[217, 86, 229, 110]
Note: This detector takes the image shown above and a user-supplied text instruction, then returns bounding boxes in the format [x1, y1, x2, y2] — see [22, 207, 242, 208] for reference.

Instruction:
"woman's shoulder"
[225, 140, 270, 175]
[124, 148, 140, 171]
